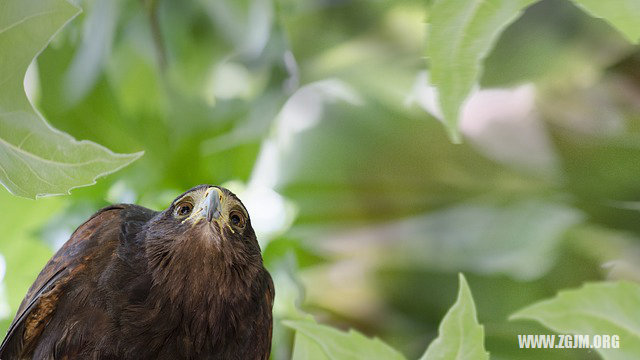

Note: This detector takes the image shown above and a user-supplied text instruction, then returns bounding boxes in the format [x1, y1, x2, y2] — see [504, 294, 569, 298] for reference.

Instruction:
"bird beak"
[204, 187, 223, 222]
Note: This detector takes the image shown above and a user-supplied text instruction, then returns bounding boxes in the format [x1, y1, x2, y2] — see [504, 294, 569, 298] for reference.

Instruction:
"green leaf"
[291, 332, 330, 360]
[0, 0, 143, 199]
[571, 0, 640, 43]
[284, 318, 406, 360]
[426, 0, 537, 142]
[420, 274, 489, 360]
[511, 281, 640, 360]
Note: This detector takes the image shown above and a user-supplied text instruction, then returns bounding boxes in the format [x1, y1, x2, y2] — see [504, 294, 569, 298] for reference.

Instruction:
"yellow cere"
[180, 187, 232, 233]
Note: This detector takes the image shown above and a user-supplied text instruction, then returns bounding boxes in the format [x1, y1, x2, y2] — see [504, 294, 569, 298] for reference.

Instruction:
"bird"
[0, 185, 274, 360]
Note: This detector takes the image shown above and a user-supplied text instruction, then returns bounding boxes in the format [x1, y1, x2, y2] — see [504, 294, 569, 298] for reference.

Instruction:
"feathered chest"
[108, 236, 271, 359]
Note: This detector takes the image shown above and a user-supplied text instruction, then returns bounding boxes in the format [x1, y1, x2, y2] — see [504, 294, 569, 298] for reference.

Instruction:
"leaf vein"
[0, 9, 64, 35]
[0, 134, 121, 168]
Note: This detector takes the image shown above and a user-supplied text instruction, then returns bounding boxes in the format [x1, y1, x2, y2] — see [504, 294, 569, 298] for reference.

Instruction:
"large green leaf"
[0, 0, 142, 199]
[284, 318, 406, 360]
[571, 0, 640, 43]
[426, 0, 537, 142]
[511, 281, 640, 360]
[420, 274, 489, 360]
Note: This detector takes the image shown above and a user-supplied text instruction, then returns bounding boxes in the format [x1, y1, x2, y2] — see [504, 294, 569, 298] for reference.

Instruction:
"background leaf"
[284, 318, 406, 360]
[511, 281, 640, 360]
[570, 0, 640, 43]
[426, 0, 536, 141]
[0, 0, 142, 198]
[421, 274, 489, 360]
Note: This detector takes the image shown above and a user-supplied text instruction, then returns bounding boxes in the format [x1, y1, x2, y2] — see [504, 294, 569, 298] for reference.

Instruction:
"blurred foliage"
[426, 0, 538, 142]
[1, 0, 640, 358]
[426, 0, 640, 141]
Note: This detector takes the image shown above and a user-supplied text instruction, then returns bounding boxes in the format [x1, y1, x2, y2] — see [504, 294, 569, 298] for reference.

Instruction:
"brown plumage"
[0, 185, 274, 360]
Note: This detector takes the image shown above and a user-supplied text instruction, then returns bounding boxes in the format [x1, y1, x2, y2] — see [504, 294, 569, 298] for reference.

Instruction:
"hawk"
[0, 185, 274, 359]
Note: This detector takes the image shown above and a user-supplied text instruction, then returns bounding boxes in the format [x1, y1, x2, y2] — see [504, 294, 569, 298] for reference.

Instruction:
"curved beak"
[204, 187, 222, 222]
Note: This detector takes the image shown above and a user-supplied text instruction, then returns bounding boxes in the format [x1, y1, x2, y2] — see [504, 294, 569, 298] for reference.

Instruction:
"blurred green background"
[2, 0, 640, 359]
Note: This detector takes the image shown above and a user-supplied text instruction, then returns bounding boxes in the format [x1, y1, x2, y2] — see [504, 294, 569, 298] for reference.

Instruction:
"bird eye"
[229, 210, 246, 228]
[175, 202, 193, 217]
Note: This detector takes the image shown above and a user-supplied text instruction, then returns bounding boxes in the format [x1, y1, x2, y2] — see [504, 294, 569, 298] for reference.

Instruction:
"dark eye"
[175, 202, 193, 217]
[229, 210, 246, 228]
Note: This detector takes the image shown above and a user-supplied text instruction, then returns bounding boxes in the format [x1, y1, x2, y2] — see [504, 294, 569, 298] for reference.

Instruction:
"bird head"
[169, 185, 250, 238]
[144, 185, 262, 287]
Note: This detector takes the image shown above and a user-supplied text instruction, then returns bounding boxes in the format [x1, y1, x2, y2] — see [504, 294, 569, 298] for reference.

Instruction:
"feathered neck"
[139, 226, 265, 356]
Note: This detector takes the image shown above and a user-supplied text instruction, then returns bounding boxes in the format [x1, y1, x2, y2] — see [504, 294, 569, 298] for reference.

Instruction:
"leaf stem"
[142, 0, 167, 71]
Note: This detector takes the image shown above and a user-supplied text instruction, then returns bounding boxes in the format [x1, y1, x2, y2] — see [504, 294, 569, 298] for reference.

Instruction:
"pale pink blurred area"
[408, 72, 558, 179]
